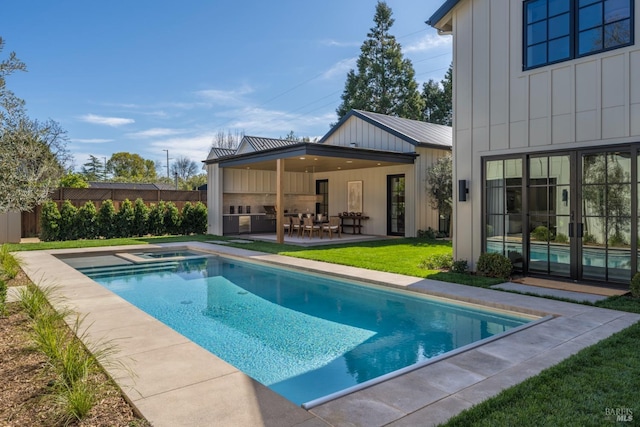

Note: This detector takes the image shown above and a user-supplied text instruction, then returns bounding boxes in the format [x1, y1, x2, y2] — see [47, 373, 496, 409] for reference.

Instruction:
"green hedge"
[39, 199, 208, 242]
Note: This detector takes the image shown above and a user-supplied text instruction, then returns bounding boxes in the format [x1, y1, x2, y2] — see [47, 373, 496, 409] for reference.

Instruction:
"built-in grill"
[263, 205, 277, 219]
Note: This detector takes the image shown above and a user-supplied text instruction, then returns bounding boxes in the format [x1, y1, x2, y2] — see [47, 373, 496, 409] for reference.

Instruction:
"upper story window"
[524, 0, 633, 69]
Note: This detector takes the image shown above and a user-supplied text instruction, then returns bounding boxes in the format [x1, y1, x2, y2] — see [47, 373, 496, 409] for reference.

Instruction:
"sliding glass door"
[484, 148, 637, 285]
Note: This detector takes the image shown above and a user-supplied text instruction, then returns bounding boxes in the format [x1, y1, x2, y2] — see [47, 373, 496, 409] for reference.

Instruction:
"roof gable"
[206, 147, 236, 161]
[320, 109, 451, 149]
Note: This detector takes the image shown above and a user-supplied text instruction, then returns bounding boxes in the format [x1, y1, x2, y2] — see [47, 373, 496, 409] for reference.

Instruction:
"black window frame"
[523, 0, 634, 70]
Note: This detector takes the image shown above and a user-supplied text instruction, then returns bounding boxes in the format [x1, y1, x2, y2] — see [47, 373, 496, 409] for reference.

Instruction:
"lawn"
[8, 235, 504, 287]
[7, 234, 640, 426]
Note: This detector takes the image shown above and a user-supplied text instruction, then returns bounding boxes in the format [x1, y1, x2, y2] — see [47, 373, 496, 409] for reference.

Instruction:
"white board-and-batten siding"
[448, 0, 640, 266]
[323, 115, 416, 152]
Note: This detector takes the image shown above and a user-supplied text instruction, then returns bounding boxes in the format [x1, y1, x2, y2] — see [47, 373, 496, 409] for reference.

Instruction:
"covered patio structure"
[204, 110, 453, 244]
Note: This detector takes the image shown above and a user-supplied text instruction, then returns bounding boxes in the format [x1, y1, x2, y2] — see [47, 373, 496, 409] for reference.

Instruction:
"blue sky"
[1, 1, 451, 173]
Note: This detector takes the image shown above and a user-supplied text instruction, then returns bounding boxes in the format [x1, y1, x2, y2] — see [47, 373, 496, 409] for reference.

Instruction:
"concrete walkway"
[491, 282, 610, 304]
[15, 243, 640, 427]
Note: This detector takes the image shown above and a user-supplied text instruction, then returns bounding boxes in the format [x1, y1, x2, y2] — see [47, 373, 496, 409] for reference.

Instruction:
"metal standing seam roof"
[320, 109, 452, 149]
[242, 136, 301, 151]
[206, 147, 236, 161]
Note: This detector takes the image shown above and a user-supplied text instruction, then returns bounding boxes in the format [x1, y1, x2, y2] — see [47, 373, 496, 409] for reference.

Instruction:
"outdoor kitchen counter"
[222, 213, 275, 234]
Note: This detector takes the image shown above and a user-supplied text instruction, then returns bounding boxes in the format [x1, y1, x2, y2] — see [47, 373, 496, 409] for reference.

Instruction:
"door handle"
[569, 223, 574, 238]
[577, 223, 584, 238]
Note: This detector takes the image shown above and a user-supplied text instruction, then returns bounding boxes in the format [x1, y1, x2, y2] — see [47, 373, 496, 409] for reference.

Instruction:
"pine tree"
[336, 2, 424, 121]
[421, 63, 453, 126]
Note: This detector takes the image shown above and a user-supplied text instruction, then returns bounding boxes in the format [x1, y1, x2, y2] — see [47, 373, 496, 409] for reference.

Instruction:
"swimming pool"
[64, 250, 536, 406]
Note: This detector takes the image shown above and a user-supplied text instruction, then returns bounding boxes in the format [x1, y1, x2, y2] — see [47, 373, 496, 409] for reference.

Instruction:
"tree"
[185, 174, 207, 190]
[59, 172, 89, 188]
[77, 201, 98, 239]
[336, 2, 424, 121]
[425, 155, 453, 236]
[0, 37, 67, 213]
[171, 156, 199, 181]
[58, 200, 79, 240]
[132, 198, 149, 237]
[212, 129, 244, 149]
[97, 200, 117, 238]
[40, 201, 61, 241]
[422, 63, 452, 126]
[106, 152, 158, 181]
[281, 131, 312, 142]
[81, 155, 106, 181]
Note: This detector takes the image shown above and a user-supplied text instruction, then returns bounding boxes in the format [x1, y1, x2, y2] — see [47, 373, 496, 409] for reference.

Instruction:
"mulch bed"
[1, 274, 149, 427]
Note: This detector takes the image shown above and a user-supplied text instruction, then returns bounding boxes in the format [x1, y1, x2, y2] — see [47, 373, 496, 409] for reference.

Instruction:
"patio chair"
[322, 216, 341, 239]
[302, 217, 321, 238]
[283, 216, 292, 236]
[291, 217, 302, 237]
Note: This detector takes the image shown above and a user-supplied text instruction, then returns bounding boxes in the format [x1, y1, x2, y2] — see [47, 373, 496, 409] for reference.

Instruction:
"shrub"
[583, 233, 598, 245]
[0, 244, 20, 279]
[147, 202, 166, 236]
[420, 253, 453, 270]
[115, 199, 135, 238]
[631, 272, 640, 298]
[40, 201, 62, 242]
[97, 200, 117, 239]
[531, 225, 550, 242]
[76, 201, 99, 239]
[164, 202, 181, 235]
[451, 259, 469, 274]
[417, 227, 436, 239]
[476, 252, 513, 279]
[608, 232, 628, 247]
[555, 233, 569, 244]
[59, 200, 79, 241]
[132, 198, 149, 237]
[193, 202, 208, 234]
[181, 202, 195, 234]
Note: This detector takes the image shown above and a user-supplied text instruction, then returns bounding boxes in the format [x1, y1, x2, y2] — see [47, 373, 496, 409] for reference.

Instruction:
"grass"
[442, 321, 640, 426]
[7, 235, 504, 287]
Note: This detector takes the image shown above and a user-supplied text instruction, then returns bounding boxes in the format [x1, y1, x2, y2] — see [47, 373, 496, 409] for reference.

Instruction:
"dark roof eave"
[417, 142, 452, 151]
[205, 142, 418, 167]
[426, 0, 461, 28]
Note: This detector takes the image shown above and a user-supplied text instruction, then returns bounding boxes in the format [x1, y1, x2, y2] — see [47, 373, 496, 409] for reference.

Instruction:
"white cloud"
[80, 114, 135, 127]
[322, 57, 357, 80]
[195, 85, 254, 105]
[320, 39, 360, 48]
[147, 133, 215, 163]
[218, 107, 334, 137]
[72, 138, 113, 144]
[405, 33, 452, 53]
[127, 128, 185, 139]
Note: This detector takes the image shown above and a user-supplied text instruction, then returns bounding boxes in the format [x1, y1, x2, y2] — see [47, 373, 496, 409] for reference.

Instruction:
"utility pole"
[163, 149, 170, 179]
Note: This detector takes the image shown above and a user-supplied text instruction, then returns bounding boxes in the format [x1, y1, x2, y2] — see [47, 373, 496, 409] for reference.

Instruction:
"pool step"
[79, 262, 180, 278]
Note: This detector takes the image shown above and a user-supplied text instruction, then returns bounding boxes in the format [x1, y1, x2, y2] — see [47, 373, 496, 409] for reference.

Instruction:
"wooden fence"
[21, 187, 207, 238]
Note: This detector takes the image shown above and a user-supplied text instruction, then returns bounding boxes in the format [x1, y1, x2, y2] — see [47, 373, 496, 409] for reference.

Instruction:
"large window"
[524, 0, 633, 69]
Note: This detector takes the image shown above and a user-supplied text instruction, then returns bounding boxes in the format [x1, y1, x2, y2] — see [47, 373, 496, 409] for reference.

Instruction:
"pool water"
[75, 254, 533, 405]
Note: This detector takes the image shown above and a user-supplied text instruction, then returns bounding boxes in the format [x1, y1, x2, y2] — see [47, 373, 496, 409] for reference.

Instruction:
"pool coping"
[16, 242, 640, 427]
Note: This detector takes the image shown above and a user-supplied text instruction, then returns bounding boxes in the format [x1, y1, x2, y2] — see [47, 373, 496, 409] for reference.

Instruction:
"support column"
[276, 158, 285, 244]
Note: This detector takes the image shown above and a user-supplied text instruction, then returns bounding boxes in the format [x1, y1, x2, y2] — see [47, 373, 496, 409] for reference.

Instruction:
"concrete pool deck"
[16, 242, 640, 427]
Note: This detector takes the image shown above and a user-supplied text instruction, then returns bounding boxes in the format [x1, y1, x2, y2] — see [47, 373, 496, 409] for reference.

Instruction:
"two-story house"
[428, 0, 636, 287]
